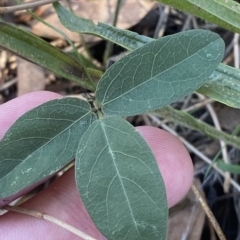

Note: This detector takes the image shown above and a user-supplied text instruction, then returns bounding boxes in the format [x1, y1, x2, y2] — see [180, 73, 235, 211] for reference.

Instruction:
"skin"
[0, 91, 194, 240]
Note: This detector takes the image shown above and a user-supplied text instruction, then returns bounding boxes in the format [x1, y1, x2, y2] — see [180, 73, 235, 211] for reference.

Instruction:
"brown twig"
[192, 184, 226, 240]
[0, 0, 60, 14]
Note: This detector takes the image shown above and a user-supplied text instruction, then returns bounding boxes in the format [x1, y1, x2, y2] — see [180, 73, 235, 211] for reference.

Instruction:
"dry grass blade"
[1, 205, 97, 240]
[196, 93, 230, 193]
[154, 4, 170, 38]
[148, 114, 240, 191]
[153, 106, 240, 150]
[191, 184, 226, 240]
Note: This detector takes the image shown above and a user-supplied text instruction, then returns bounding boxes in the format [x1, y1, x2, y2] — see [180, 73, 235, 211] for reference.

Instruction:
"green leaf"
[153, 106, 240, 149]
[156, 0, 240, 34]
[60, 0, 239, 41]
[54, 2, 240, 109]
[0, 21, 95, 91]
[76, 116, 168, 240]
[53, 2, 152, 51]
[0, 98, 97, 206]
[217, 160, 240, 174]
[95, 30, 224, 116]
[198, 64, 240, 108]
[53, 4, 240, 109]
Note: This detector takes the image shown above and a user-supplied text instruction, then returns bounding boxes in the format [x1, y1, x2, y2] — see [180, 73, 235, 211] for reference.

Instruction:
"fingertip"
[137, 126, 194, 207]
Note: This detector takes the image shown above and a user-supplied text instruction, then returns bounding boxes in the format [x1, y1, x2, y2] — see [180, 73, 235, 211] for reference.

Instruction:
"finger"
[1, 126, 193, 240]
[0, 91, 62, 139]
[0, 92, 193, 239]
[1, 168, 105, 240]
[137, 126, 193, 207]
[0, 91, 103, 239]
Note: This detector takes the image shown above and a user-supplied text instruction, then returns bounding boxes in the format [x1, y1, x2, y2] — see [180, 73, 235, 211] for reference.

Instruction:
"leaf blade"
[0, 21, 95, 91]
[76, 116, 168, 240]
[198, 64, 240, 108]
[53, 2, 152, 51]
[217, 160, 240, 174]
[153, 106, 240, 149]
[156, 0, 240, 34]
[0, 98, 97, 205]
[96, 30, 224, 116]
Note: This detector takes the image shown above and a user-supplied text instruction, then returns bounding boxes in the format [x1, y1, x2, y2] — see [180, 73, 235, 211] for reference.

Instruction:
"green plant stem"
[87, 68, 103, 79]
[103, 0, 122, 65]
[30, 10, 96, 90]
[152, 106, 240, 149]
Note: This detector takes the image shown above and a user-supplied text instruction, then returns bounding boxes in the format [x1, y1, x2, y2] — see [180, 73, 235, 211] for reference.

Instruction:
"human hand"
[0, 91, 194, 240]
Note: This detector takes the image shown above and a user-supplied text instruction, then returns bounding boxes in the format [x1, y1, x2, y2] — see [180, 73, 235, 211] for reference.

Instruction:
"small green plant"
[2, 0, 240, 239]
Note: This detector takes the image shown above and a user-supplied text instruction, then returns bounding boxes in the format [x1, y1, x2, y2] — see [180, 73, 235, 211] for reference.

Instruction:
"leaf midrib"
[100, 121, 143, 239]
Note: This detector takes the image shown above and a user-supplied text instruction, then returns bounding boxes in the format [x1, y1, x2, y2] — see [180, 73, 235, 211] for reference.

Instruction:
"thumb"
[137, 126, 193, 207]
